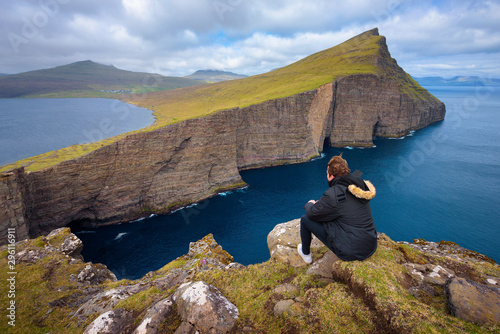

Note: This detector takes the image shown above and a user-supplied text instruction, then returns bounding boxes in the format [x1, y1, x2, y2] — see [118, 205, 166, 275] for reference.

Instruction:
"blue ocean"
[70, 85, 500, 280]
[0, 98, 154, 166]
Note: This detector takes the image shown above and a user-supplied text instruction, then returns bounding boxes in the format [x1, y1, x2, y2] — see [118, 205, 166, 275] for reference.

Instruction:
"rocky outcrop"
[267, 218, 331, 267]
[0, 29, 445, 243]
[1, 228, 241, 333]
[2, 223, 499, 333]
[268, 220, 500, 330]
[446, 277, 500, 325]
[173, 281, 239, 333]
[82, 280, 240, 334]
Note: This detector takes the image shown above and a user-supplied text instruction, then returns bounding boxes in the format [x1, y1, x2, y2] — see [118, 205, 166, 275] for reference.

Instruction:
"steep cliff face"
[329, 74, 445, 146]
[0, 89, 328, 240]
[0, 29, 445, 243]
[235, 89, 322, 170]
[0, 169, 29, 242]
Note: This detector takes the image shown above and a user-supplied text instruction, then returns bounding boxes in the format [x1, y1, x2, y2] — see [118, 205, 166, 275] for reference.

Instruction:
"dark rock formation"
[0, 169, 30, 242]
[0, 29, 445, 243]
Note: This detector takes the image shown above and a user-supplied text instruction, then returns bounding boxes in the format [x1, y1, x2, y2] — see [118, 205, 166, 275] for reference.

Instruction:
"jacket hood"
[331, 170, 376, 201]
[348, 180, 376, 200]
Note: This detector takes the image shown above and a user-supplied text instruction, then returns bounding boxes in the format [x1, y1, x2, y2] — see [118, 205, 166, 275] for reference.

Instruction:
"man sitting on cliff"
[298, 154, 377, 263]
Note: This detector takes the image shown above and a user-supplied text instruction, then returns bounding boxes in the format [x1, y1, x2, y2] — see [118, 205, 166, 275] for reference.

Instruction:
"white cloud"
[381, 1, 500, 55]
[403, 51, 500, 78]
[0, 0, 499, 77]
[122, 0, 155, 20]
[69, 15, 101, 34]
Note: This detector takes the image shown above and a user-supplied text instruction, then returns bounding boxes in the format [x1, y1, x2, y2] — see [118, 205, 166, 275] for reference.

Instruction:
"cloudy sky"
[1, 0, 500, 78]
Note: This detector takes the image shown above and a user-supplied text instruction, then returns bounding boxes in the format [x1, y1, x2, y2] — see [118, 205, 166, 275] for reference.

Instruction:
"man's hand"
[308, 199, 317, 204]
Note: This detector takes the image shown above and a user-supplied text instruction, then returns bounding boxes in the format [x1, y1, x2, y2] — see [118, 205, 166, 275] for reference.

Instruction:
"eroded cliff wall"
[0, 74, 445, 244]
[329, 74, 445, 146]
[0, 169, 29, 242]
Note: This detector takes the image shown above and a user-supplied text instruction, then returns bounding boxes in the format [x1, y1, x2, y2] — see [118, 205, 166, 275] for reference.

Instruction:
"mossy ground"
[194, 236, 499, 333]
[0, 235, 92, 333]
[1, 231, 499, 333]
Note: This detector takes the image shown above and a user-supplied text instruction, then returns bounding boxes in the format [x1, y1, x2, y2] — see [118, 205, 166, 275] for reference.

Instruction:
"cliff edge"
[0, 28, 445, 243]
[0, 223, 498, 333]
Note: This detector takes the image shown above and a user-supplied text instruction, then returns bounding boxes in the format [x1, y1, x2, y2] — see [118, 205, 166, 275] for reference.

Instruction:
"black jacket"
[305, 170, 377, 261]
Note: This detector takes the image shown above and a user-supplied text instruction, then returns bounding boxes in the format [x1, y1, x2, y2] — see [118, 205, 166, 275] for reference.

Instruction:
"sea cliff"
[0, 29, 445, 243]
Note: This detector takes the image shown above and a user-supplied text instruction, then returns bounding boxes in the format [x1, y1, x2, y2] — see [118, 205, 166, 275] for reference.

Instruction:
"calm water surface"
[0, 98, 154, 165]
[70, 86, 499, 279]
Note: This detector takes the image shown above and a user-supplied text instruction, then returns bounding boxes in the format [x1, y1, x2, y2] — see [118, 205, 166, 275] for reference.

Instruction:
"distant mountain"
[0, 60, 205, 98]
[0, 73, 9, 76]
[185, 70, 247, 82]
[414, 76, 500, 86]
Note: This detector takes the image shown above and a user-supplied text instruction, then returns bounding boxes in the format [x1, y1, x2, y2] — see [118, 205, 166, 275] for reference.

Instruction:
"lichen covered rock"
[187, 233, 234, 267]
[132, 298, 175, 334]
[173, 281, 239, 333]
[83, 308, 134, 334]
[267, 218, 325, 267]
[404, 263, 455, 286]
[446, 277, 500, 325]
[72, 283, 150, 324]
[75, 263, 118, 285]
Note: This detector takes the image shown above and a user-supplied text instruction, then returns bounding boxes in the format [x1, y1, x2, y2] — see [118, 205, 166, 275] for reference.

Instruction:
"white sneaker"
[298, 244, 312, 264]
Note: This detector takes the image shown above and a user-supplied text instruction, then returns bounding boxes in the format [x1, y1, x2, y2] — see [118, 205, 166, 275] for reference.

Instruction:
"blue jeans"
[300, 214, 334, 255]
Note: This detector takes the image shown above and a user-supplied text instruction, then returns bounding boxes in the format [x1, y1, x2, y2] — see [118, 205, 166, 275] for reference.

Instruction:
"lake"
[0, 98, 154, 166]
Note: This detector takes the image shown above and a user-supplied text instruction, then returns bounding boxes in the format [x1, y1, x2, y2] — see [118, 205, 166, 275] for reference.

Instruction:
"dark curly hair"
[328, 153, 350, 178]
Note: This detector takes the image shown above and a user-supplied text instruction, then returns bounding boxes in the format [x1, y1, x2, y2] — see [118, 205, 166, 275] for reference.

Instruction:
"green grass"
[0, 243, 88, 332]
